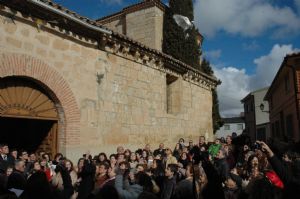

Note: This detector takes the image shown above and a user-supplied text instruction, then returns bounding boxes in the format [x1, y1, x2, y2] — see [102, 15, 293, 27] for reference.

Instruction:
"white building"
[215, 117, 245, 138]
[241, 87, 270, 142]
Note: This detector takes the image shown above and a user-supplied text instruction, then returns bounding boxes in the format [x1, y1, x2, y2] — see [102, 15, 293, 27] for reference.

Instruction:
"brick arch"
[0, 52, 80, 150]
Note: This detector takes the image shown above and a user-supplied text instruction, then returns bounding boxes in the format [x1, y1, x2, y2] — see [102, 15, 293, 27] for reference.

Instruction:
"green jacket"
[208, 144, 221, 158]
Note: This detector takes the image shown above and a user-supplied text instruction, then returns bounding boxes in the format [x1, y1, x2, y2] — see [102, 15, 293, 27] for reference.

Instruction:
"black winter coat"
[77, 159, 96, 199]
[214, 158, 230, 182]
[161, 176, 176, 199]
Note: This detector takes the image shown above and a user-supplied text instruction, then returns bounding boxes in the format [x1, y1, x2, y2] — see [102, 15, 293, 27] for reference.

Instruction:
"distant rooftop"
[222, 117, 245, 124]
[241, 86, 269, 102]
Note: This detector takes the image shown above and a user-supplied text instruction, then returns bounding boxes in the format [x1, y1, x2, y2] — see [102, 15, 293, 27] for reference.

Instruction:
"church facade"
[0, 0, 217, 160]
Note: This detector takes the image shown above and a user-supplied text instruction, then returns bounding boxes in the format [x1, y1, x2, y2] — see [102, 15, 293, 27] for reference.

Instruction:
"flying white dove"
[173, 14, 194, 32]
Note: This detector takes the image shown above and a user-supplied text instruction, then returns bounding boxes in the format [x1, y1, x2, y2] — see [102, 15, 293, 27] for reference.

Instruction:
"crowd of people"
[0, 133, 300, 199]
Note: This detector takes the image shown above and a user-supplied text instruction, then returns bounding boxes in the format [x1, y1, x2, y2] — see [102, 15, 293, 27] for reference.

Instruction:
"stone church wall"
[0, 10, 212, 161]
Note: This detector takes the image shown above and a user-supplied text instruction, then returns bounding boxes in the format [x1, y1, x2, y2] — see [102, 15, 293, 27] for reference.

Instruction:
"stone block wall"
[101, 17, 125, 35]
[101, 6, 164, 51]
[0, 11, 212, 161]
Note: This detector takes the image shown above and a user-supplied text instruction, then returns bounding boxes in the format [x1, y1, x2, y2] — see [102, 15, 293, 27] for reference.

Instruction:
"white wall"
[215, 123, 244, 138]
[254, 88, 269, 125]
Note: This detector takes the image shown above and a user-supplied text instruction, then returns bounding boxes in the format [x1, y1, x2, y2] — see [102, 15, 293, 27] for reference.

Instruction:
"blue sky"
[54, 0, 300, 116]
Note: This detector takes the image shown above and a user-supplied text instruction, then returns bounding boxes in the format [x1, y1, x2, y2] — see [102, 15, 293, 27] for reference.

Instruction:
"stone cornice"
[101, 35, 218, 91]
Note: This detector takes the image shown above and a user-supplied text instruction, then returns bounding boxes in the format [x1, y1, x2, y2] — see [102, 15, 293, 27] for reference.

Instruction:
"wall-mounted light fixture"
[260, 103, 270, 113]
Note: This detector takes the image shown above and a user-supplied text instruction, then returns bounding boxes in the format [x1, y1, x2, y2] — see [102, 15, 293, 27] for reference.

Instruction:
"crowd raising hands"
[0, 134, 300, 199]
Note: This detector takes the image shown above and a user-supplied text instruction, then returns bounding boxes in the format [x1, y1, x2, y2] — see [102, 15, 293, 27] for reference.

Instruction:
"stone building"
[0, 0, 217, 160]
[265, 53, 300, 143]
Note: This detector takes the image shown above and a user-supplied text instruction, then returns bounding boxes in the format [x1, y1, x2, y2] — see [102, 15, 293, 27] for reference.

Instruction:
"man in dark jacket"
[153, 143, 165, 158]
[214, 149, 229, 183]
[161, 164, 177, 199]
[0, 144, 15, 172]
[7, 159, 27, 191]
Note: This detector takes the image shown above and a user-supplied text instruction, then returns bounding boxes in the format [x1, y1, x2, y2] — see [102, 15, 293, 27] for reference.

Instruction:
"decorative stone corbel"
[141, 53, 149, 64]
[112, 42, 121, 54]
[98, 36, 108, 50]
[132, 50, 141, 61]
[33, 17, 46, 32]
[154, 59, 163, 70]
[121, 45, 130, 55]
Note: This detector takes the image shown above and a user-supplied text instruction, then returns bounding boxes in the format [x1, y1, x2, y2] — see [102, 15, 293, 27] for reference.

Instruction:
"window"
[270, 95, 273, 110]
[286, 114, 294, 140]
[237, 124, 243, 130]
[245, 104, 249, 113]
[275, 121, 280, 138]
[280, 111, 285, 139]
[257, 128, 266, 142]
[271, 123, 275, 137]
[285, 75, 290, 93]
[224, 125, 230, 130]
[250, 102, 254, 112]
[166, 74, 181, 114]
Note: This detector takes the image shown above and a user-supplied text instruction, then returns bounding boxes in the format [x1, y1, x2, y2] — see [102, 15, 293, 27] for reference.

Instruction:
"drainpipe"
[287, 64, 300, 142]
[28, 0, 112, 35]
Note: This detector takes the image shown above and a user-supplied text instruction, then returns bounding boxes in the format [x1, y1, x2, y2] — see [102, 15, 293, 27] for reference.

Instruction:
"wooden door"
[0, 77, 59, 156]
[38, 123, 58, 157]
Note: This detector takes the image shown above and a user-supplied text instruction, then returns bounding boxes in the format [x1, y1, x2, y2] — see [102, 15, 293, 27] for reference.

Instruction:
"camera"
[253, 142, 262, 150]
[189, 146, 208, 164]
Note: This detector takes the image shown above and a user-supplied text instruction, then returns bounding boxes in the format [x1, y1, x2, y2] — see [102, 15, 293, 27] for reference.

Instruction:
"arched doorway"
[0, 77, 59, 156]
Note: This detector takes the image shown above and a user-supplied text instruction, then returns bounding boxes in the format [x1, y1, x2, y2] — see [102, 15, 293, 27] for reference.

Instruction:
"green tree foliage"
[200, 59, 223, 133]
[163, 0, 223, 133]
[162, 0, 201, 70]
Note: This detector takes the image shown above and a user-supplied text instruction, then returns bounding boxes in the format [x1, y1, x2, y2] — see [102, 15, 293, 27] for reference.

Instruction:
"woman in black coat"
[77, 155, 96, 199]
[21, 168, 74, 199]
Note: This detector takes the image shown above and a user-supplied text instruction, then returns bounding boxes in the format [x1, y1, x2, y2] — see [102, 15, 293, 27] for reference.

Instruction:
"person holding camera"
[77, 151, 96, 199]
[52, 163, 74, 199]
[256, 141, 300, 199]
[114, 167, 153, 199]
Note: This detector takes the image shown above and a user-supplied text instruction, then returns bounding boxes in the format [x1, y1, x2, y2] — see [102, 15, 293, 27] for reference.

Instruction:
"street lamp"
[260, 103, 270, 113]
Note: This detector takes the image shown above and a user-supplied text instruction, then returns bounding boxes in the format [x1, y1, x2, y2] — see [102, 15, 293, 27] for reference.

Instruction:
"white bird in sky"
[173, 14, 194, 32]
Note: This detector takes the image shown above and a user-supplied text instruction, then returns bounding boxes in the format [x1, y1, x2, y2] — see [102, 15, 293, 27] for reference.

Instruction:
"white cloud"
[250, 44, 299, 89]
[204, 49, 222, 60]
[215, 44, 299, 116]
[214, 66, 250, 117]
[194, 0, 300, 38]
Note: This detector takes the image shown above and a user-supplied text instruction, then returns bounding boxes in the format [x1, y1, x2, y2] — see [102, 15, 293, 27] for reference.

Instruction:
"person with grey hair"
[214, 148, 230, 183]
[7, 159, 27, 191]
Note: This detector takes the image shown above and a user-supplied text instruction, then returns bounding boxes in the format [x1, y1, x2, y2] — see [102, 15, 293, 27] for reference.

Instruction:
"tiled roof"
[222, 117, 245, 124]
[286, 51, 300, 58]
[96, 0, 165, 24]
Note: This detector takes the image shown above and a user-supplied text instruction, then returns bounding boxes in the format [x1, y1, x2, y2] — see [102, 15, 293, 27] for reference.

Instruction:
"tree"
[163, 0, 223, 133]
[162, 0, 201, 70]
[200, 59, 223, 133]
